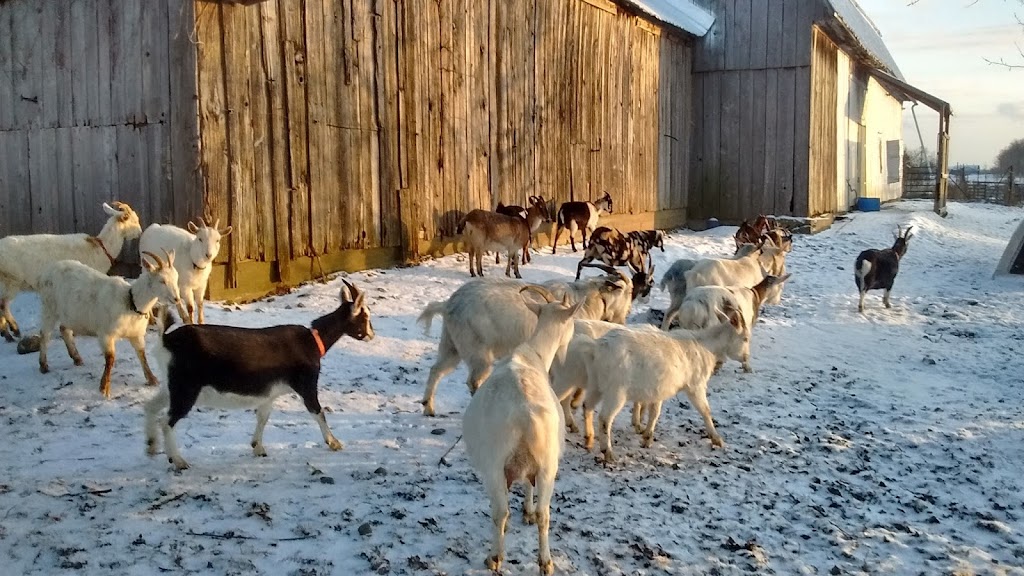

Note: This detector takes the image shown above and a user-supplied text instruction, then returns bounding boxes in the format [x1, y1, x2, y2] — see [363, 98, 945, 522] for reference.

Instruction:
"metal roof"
[621, 0, 716, 37]
[825, 0, 905, 80]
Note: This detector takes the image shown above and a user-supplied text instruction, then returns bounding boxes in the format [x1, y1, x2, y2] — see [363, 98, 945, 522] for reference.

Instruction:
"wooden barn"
[0, 0, 714, 299]
[688, 0, 950, 223]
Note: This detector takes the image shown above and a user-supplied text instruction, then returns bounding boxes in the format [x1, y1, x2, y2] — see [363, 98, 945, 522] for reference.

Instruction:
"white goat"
[581, 308, 749, 462]
[139, 217, 232, 324]
[418, 271, 635, 416]
[662, 242, 785, 325]
[463, 286, 581, 575]
[666, 274, 791, 371]
[548, 319, 650, 434]
[0, 202, 143, 342]
[36, 250, 181, 398]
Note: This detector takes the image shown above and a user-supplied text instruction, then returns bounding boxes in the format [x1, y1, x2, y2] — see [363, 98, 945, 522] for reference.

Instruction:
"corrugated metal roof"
[826, 0, 905, 80]
[622, 0, 716, 37]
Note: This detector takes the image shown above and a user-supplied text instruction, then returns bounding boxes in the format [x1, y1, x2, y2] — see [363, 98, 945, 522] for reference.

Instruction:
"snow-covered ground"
[1, 199, 1023, 575]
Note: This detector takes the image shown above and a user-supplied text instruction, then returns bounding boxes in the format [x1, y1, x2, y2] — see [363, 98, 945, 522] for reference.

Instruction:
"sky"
[856, 0, 1024, 167]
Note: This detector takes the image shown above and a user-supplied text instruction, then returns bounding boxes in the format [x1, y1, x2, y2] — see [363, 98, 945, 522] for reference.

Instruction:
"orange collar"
[311, 328, 326, 357]
[89, 236, 116, 266]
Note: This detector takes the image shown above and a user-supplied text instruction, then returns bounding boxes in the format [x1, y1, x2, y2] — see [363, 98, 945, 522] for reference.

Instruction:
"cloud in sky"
[996, 102, 1024, 120]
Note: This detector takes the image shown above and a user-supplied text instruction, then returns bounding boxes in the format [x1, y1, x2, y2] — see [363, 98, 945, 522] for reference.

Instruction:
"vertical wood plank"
[748, 0, 768, 70]
[168, 0, 202, 226]
[12, 2, 42, 129]
[304, 0, 329, 254]
[223, 1, 257, 268]
[375, 0, 402, 248]
[54, 2, 74, 128]
[690, 72, 704, 218]
[196, 2, 229, 240]
[281, 0, 310, 258]
[794, 65, 811, 216]
[780, 0, 799, 68]
[762, 67, 778, 215]
[28, 130, 58, 232]
[357, 0, 382, 248]
[56, 128, 76, 230]
[719, 71, 739, 220]
[765, 0, 784, 69]
[775, 67, 796, 215]
[738, 70, 754, 218]
[95, 0, 113, 126]
[702, 73, 721, 219]
[0, 7, 12, 130]
[7, 133, 33, 234]
[260, 0, 292, 277]
[750, 68, 767, 215]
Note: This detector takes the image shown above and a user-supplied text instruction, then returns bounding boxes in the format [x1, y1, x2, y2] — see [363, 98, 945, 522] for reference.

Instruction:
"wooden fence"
[904, 166, 1021, 206]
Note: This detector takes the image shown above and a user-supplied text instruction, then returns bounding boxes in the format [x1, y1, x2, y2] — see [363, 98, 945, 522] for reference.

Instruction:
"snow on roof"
[621, 0, 715, 37]
[826, 0, 906, 80]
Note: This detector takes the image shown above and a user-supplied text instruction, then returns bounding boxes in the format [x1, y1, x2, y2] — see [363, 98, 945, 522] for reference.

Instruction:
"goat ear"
[774, 273, 792, 284]
[904, 226, 914, 239]
[102, 202, 122, 217]
[219, 225, 233, 237]
[162, 248, 175, 268]
[187, 221, 199, 233]
[352, 290, 366, 312]
[523, 300, 543, 316]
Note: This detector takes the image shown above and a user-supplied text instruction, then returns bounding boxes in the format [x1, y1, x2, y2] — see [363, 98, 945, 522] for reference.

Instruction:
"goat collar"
[311, 328, 327, 357]
[91, 236, 116, 266]
[127, 286, 147, 316]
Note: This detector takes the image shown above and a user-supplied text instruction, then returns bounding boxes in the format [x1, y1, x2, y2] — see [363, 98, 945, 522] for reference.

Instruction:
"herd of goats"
[0, 194, 914, 574]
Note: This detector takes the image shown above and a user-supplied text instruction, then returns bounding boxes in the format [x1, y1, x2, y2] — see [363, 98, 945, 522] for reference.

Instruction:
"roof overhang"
[619, 0, 715, 37]
[870, 68, 952, 116]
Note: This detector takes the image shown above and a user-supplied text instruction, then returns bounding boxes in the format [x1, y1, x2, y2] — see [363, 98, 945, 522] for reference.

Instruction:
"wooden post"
[933, 107, 950, 217]
[1007, 165, 1015, 206]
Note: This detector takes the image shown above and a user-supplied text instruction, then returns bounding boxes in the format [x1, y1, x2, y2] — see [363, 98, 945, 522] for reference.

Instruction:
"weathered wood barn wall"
[690, 0, 923, 223]
[689, 0, 836, 223]
[0, 0, 698, 298]
[0, 0, 197, 239]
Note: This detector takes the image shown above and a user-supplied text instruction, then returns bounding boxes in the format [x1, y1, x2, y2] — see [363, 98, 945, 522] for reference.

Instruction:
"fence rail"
[904, 166, 1021, 206]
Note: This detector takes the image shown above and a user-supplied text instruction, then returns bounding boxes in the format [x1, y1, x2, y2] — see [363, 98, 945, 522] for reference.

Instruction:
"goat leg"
[100, 351, 116, 399]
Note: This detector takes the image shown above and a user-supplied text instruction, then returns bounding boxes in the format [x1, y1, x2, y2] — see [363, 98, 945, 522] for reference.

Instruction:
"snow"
[2, 199, 1024, 575]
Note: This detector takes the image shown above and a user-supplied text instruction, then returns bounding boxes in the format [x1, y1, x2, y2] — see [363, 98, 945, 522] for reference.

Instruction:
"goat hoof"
[485, 555, 502, 571]
[539, 558, 554, 575]
[567, 423, 579, 434]
[583, 436, 594, 451]
[641, 436, 654, 449]
[2, 332, 14, 343]
[170, 457, 191, 470]
[523, 511, 537, 525]
[327, 438, 344, 451]
[711, 436, 725, 449]
[146, 440, 159, 457]
[252, 445, 268, 457]
[11, 327, 21, 338]
[602, 449, 616, 463]
[39, 364, 49, 374]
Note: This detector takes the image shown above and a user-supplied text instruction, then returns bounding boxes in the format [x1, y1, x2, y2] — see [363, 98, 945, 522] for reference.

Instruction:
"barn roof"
[621, 0, 716, 37]
[822, 0, 905, 81]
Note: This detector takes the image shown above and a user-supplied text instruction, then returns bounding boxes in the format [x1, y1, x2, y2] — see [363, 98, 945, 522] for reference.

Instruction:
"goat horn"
[520, 285, 557, 303]
[161, 248, 175, 268]
[213, 218, 221, 230]
[141, 251, 163, 269]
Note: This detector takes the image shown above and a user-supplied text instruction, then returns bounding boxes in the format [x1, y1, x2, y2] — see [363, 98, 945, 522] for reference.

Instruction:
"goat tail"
[417, 301, 447, 335]
[854, 258, 872, 289]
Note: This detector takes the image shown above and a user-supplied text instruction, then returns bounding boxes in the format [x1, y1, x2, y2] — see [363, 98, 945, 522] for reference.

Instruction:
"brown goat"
[495, 195, 552, 264]
[734, 214, 780, 252]
[458, 209, 531, 278]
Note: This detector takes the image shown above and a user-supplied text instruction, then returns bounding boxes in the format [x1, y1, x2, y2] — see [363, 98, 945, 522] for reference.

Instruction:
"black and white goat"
[574, 227, 664, 280]
[144, 280, 374, 470]
[550, 192, 613, 253]
[854, 225, 913, 313]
